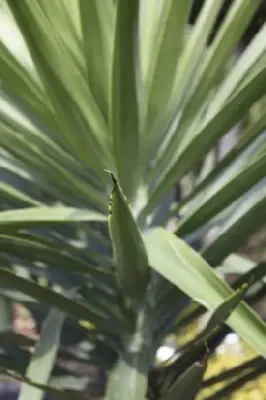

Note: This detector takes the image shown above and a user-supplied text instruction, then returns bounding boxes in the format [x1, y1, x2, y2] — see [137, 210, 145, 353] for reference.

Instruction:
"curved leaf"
[144, 228, 266, 358]
[0, 268, 125, 333]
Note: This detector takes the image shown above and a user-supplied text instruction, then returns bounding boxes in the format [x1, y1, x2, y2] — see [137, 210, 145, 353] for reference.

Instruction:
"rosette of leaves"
[0, 1, 266, 399]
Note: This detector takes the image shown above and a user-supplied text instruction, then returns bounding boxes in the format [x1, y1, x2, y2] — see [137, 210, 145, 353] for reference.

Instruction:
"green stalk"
[106, 301, 152, 400]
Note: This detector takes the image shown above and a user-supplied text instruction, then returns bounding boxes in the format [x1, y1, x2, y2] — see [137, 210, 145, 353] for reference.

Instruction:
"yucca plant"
[0, 0, 266, 399]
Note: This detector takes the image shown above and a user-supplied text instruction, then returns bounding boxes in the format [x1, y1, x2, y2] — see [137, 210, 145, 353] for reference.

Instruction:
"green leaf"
[169, 260, 266, 337]
[178, 112, 266, 209]
[79, 0, 114, 120]
[168, 0, 224, 114]
[161, 356, 207, 400]
[218, 256, 266, 286]
[18, 307, 67, 400]
[6, 0, 111, 178]
[1, 369, 80, 399]
[207, 17, 266, 116]
[107, 172, 149, 309]
[178, 0, 262, 126]
[148, 4, 264, 186]
[0, 109, 108, 211]
[0, 206, 107, 232]
[177, 146, 266, 235]
[0, 182, 43, 207]
[203, 189, 266, 265]
[205, 283, 248, 332]
[144, 65, 266, 213]
[0, 234, 113, 283]
[144, 228, 266, 358]
[0, 268, 124, 333]
[0, 295, 12, 333]
[144, 0, 191, 133]
[154, 285, 248, 399]
[0, 40, 59, 134]
[110, 0, 140, 201]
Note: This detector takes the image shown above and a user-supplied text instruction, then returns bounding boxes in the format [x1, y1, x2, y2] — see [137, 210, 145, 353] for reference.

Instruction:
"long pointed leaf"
[203, 189, 266, 265]
[179, 0, 262, 126]
[110, 0, 140, 200]
[7, 0, 111, 178]
[18, 307, 67, 400]
[177, 146, 266, 235]
[160, 356, 207, 400]
[0, 206, 107, 232]
[144, 228, 266, 358]
[144, 65, 266, 213]
[79, 0, 114, 120]
[0, 268, 124, 333]
[108, 172, 149, 309]
[145, 0, 192, 132]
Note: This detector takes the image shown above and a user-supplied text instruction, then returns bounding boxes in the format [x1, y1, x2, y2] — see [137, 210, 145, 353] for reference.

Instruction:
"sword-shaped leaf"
[145, 228, 266, 358]
[107, 172, 149, 309]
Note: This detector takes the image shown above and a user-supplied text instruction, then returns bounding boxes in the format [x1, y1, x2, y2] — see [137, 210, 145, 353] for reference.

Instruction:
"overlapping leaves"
[0, 0, 266, 399]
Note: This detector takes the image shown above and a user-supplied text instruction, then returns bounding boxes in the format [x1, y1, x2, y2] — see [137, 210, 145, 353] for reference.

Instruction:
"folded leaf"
[108, 172, 149, 309]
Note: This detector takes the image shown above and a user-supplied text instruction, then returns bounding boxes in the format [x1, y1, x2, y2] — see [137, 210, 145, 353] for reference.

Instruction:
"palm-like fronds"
[0, 0, 266, 399]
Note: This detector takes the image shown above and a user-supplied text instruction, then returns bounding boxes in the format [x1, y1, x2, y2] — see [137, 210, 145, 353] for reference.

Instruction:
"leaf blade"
[18, 307, 67, 400]
[110, 0, 140, 200]
[108, 173, 149, 309]
[144, 228, 266, 358]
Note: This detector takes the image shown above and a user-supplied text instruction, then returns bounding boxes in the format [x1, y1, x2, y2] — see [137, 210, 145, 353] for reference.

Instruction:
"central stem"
[106, 301, 152, 400]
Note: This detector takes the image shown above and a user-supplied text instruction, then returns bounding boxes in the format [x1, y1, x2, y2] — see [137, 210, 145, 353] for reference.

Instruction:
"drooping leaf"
[0, 268, 125, 334]
[144, 228, 266, 358]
